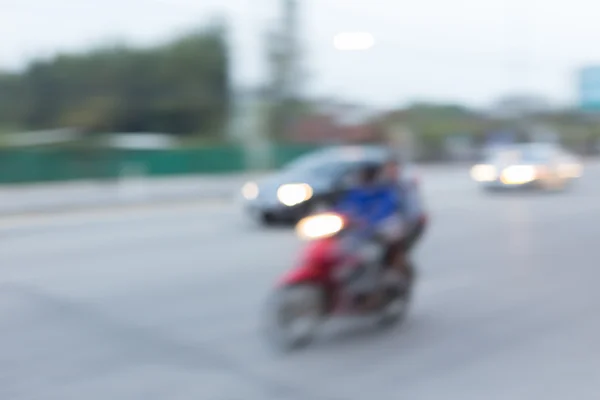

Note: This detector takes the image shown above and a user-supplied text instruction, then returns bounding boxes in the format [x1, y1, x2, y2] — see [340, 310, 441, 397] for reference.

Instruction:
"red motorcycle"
[264, 212, 415, 350]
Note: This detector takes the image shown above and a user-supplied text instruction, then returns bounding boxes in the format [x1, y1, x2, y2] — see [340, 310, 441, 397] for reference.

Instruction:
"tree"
[0, 21, 230, 138]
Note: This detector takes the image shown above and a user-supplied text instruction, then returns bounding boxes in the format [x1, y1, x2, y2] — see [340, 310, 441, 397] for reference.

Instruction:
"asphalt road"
[2, 165, 600, 400]
[0, 164, 465, 216]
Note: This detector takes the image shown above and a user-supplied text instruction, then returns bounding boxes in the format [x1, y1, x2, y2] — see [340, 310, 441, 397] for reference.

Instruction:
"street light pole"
[231, 0, 302, 172]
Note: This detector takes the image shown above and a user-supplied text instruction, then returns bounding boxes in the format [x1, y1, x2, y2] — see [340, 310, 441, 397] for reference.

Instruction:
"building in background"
[287, 99, 380, 144]
[489, 94, 553, 119]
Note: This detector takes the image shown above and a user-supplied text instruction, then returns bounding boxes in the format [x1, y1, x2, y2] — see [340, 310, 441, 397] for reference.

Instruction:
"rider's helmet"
[357, 162, 382, 186]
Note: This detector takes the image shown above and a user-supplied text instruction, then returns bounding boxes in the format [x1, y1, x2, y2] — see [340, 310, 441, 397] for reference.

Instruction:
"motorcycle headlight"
[296, 213, 344, 240]
[470, 164, 497, 182]
[501, 165, 536, 184]
[277, 183, 313, 206]
[241, 181, 259, 200]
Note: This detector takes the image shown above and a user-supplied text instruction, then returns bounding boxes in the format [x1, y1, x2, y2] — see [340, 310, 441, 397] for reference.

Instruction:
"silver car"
[470, 143, 583, 191]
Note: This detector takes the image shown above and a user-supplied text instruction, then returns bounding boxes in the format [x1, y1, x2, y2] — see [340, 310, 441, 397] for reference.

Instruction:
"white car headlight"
[558, 162, 583, 178]
[241, 181, 259, 200]
[470, 164, 497, 182]
[501, 165, 536, 184]
[296, 213, 344, 240]
[277, 183, 313, 207]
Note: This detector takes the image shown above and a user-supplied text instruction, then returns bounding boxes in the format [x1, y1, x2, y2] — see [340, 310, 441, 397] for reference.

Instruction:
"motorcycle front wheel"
[262, 284, 325, 351]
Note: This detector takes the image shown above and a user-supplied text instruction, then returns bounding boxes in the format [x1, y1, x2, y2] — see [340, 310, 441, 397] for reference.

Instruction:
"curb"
[0, 192, 237, 219]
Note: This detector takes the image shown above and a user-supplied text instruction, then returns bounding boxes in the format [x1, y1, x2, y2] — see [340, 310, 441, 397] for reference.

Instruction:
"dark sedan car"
[240, 145, 426, 226]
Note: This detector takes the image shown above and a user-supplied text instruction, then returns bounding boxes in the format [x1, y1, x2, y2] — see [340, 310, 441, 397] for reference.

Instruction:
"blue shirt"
[335, 184, 403, 228]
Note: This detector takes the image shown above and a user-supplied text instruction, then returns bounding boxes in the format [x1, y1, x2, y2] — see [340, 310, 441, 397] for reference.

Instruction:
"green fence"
[0, 144, 321, 184]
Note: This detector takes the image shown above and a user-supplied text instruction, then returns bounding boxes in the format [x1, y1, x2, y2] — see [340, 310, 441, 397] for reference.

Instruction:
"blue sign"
[578, 66, 600, 111]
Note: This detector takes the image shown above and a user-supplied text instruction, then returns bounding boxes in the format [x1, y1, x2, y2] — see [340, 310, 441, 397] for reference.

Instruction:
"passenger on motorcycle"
[381, 158, 424, 250]
[380, 158, 421, 282]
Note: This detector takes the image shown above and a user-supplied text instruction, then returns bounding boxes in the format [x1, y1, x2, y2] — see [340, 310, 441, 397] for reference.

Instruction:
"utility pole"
[282, 0, 299, 101]
[267, 0, 301, 142]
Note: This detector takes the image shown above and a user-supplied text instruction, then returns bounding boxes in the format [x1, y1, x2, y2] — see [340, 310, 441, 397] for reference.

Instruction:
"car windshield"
[283, 146, 388, 175]
[284, 157, 348, 180]
[284, 149, 338, 173]
[489, 145, 554, 164]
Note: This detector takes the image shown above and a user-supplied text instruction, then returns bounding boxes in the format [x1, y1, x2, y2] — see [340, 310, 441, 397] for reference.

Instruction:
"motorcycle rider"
[334, 162, 409, 302]
[335, 163, 402, 239]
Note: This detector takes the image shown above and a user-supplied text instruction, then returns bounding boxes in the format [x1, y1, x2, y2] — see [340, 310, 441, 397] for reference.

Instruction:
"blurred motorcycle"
[263, 212, 414, 351]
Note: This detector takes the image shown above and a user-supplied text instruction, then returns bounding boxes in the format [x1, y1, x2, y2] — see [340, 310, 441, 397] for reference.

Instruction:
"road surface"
[0, 164, 472, 216]
[2, 166, 600, 399]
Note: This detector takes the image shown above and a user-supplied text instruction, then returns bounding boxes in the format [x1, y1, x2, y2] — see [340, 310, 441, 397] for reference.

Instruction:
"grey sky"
[2, 0, 600, 108]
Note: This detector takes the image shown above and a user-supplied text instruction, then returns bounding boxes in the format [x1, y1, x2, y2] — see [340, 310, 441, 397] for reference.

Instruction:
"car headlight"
[296, 213, 344, 240]
[558, 163, 583, 178]
[501, 165, 536, 184]
[470, 164, 497, 182]
[277, 183, 313, 206]
[241, 182, 259, 200]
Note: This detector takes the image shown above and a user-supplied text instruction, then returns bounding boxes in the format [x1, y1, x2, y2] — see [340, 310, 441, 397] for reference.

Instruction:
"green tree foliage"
[0, 22, 229, 137]
[381, 103, 499, 160]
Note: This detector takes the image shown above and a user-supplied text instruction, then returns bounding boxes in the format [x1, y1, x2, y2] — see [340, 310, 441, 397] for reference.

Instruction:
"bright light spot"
[333, 32, 375, 51]
[277, 183, 313, 206]
[296, 213, 344, 240]
[558, 163, 583, 178]
[500, 165, 536, 185]
[470, 164, 497, 182]
[242, 182, 259, 200]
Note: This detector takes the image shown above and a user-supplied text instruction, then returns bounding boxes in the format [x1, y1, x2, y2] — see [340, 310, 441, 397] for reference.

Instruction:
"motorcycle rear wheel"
[376, 273, 412, 328]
